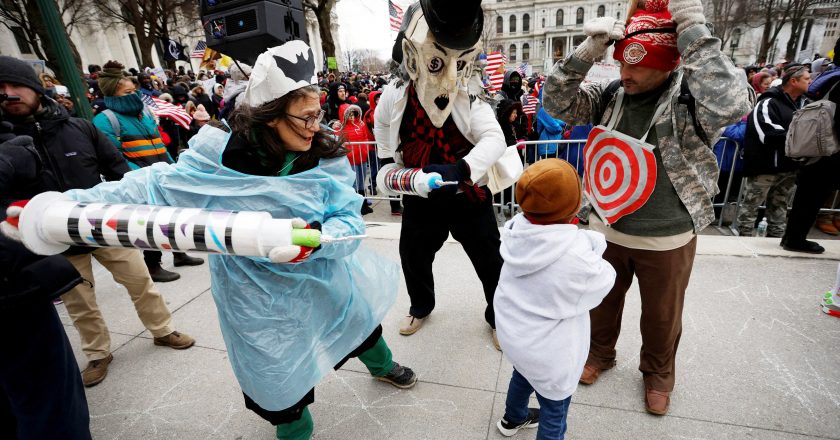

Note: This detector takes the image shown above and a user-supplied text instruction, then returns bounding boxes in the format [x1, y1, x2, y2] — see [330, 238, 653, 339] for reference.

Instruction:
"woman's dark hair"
[228, 85, 345, 172]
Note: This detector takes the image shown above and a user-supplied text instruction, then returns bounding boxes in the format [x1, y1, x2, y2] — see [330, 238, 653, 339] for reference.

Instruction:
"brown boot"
[579, 364, 603, 385]
[644, 388, 671, 415]
[82, 354, 113, 387]
[153, 331, 195, 349]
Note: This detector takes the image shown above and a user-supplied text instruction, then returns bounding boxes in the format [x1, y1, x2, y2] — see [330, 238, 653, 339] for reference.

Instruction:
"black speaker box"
[202, 0, 308, 65]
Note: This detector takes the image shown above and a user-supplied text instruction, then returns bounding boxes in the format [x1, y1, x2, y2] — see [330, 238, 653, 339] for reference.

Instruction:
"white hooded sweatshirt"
[494, 213, 616, 401]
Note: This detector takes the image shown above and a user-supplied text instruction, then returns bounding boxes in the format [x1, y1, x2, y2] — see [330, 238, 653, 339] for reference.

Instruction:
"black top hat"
[420, 0, 483, 50]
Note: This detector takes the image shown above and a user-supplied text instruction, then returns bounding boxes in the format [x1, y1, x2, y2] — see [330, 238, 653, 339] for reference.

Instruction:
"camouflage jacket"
[543, 25, 755, 232]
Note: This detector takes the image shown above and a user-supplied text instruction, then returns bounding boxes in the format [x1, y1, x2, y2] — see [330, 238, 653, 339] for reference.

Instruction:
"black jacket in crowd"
[3, 98, 128, 199]
[743, 85, 806, 176]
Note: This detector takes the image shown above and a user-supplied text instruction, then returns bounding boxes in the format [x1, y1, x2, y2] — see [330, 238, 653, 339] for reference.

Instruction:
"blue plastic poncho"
[65, 125, 399, 410]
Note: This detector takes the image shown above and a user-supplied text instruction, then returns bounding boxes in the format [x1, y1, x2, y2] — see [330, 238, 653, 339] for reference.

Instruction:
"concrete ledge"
[365, 221, 840, 260]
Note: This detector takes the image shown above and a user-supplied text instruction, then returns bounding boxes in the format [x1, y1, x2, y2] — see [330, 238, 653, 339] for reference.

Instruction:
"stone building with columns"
[482, 0, 626, 74]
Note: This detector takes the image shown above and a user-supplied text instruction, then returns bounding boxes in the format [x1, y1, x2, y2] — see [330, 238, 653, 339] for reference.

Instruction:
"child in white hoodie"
[494, 159, 616, 439]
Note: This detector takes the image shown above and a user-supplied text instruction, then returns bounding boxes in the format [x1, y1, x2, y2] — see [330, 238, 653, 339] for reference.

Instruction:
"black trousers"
[783, 154, 840, 243]
[143, 250, 189, 268]
[0, 303, 91, 440]
[243, 325, 383, 425]
[400, 189, 502, 328]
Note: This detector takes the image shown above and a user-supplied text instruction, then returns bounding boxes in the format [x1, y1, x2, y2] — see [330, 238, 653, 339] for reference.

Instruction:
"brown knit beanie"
[98, 60, 127, 97]
[516, 159, 582, 224]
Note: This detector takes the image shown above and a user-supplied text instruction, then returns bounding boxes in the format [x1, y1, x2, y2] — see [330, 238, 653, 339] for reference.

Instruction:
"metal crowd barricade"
[493, 140, 587, 220]
[344, 141, 400, 202]
[347, 138, 839, 230]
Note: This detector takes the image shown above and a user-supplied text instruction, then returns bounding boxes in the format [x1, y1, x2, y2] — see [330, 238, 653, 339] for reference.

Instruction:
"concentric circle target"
[583, 126, 658, 224]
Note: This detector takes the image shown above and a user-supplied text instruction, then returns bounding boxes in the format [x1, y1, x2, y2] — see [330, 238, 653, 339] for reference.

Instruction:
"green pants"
[275, 336, 394, 440]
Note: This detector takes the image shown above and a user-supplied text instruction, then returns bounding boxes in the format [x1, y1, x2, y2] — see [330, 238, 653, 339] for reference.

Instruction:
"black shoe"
[148, 265, 181, 282]
[375, 362, 417, 389]
[782, 239, 825, 254]
[173, 253, 204, 267]
[361, 204, 374, 215]
[497, 408, 540, 437]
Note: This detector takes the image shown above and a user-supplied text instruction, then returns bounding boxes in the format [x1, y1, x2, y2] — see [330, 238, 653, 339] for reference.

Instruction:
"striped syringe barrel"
[17, 192, 356, 257]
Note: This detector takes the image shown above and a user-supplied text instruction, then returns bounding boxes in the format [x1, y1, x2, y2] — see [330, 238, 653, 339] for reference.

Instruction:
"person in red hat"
[543, 0, 754, 415]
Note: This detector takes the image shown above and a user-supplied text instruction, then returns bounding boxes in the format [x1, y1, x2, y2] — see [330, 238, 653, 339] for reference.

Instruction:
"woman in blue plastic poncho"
[63, 41, 417, 440]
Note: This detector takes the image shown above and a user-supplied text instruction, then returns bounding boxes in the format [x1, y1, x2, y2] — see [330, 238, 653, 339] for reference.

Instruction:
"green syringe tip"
[291, 229, 322, 248]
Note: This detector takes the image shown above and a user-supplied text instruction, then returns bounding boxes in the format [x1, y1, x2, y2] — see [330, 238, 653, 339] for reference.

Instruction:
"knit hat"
[516, 159, 582, 224]
[98, 61, 127, 97]
[0, 56, 46, 95]
[193, 104, 210, 121]
[613, 0, 679, 72]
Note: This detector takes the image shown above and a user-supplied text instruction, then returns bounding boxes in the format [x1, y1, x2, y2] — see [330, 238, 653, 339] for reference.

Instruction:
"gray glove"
[668, 0, 705, 34]
[574, 17, 626, 63]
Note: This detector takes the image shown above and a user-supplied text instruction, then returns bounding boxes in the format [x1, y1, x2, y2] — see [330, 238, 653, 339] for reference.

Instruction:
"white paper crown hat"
[241, 40, 318, 108]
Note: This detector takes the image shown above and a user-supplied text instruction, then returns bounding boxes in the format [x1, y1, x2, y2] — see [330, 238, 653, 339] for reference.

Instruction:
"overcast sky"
[335, 0, 409, 59]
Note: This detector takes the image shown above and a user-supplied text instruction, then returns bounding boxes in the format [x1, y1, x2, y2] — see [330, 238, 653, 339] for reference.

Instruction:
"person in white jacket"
[495, 159, 615, 439]
[373, 0, 507, 346]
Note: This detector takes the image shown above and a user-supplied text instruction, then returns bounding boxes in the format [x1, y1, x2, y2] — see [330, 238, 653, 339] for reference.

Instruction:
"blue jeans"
[504, 368, 571, 440]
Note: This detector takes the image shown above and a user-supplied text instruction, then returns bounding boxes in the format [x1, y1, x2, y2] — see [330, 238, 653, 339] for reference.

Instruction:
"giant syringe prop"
[376, 165, 458, 198]
[18, 192, 366, 256]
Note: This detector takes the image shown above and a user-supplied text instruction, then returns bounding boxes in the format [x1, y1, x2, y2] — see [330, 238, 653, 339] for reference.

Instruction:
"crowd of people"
[1, 0, 839, 438]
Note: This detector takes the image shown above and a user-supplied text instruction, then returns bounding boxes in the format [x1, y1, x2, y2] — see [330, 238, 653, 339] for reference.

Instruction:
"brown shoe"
[399, 315, 425, 335]
[153, 331, 195, 349]
[82, 354, 113, 387]
[644, 388, 671, 415]
[579, 364, 604, 385]
[816, 218, 839, 235]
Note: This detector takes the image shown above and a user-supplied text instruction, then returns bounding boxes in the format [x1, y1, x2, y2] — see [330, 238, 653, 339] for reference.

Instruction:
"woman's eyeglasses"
[286, 109, 325, 130]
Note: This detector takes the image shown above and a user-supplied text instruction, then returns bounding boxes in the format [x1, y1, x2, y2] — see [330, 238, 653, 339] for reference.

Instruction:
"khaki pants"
[62, 248, 173, 361]
[587, 237, 697, 392]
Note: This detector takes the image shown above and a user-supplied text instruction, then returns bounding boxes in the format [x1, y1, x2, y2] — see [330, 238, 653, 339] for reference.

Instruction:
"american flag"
[516, 62, 530, 77]
[389, 1, 404, 32]
[191, 41, 207, 59]
[142, 94, 193, 129]
[522, 95, 539, 115]
[484, 52, 506, 92]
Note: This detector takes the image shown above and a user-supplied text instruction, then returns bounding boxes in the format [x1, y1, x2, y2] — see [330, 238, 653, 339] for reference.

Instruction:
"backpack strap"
[596, 79, 622, 123]
[102, 109, 121, 140]
[677, 77, 710, 146]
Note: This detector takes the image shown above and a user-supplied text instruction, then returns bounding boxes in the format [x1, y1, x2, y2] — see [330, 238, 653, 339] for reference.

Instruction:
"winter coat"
[535, 107, 566, 156]
[496, 99, 522, 148]
[743, 85, 804, 176]
[342, 121, 373, 165]
[373, 81, 506, 185]
[93, 105, 173, 170]
[364, 90, 381, 132]
[543, 24, 754, 232]
[494, 214, 615, 400]
[714, 119, 746, 172]
[7, 99, 128, 195]
[323, 82, 348, 123]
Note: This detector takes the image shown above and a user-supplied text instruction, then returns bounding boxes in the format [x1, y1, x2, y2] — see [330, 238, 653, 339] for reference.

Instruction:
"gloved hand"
[0, 121, 16, 143]
[422, 159, 471, 195]
[575, 17, 626, 63]
[667, 0, 705, 34]
[1, 200, 29, 242]
[268, 218, 322, 263]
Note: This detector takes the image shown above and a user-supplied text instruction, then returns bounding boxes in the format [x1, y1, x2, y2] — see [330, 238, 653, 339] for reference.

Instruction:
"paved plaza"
[58, 213, 840, 439]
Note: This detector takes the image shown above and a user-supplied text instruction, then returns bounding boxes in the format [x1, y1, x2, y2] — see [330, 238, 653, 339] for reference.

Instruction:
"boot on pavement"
[644, 388, 671, 415]
[173, 252, 204, 267]
[148, 264, 180, 282]
[82, 354, 114, 387]
[153, 331, 195, 349]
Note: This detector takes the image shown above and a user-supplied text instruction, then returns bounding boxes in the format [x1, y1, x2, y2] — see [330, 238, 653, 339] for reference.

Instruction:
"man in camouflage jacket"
[543, 0, 753, 415]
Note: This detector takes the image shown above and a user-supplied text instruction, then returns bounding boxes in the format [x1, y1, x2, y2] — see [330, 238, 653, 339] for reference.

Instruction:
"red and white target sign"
[583, 126, 657, 225]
